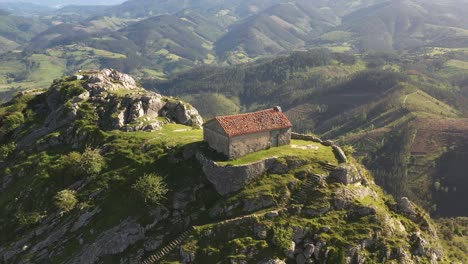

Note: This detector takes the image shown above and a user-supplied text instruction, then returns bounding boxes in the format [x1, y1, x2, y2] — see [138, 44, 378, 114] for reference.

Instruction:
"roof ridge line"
[216, 108, 275, 120]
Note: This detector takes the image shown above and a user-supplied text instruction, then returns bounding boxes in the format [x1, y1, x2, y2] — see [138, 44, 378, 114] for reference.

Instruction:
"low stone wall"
[196, 152, 309, 196]
[291, 132, 347, 163]
[291, 132, 323, 143]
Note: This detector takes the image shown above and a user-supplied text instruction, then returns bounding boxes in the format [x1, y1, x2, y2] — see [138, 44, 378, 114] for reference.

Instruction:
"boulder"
[284, 241, 296, 259]
[303, 244, 315, 259]
[254, 223, 269, 239]
[397, 197, 418, 220]
[180, 246, 196, 263]
[330, 164, 362, 185]
[161, 101, 203, 127]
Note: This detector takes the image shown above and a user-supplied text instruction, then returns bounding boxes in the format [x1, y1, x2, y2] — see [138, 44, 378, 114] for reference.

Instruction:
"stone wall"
[196, 152, 309, 195]
[204, 127, 230, 157]
[229, 131, 271, 159]
[277, 128, 292, 146]
[229, 128, 291, 159]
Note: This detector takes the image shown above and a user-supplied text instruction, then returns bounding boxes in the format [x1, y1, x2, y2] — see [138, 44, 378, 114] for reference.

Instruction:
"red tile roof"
[210, 107, 293, 137]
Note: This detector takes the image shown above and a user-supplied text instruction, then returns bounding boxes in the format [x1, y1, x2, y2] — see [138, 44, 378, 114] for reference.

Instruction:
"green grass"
[319, 31, 353, 42]
[218, 140, 337, 166]
[402, 90, 459, 117]
[445, 59, 468, 70]
[106, 123, 203, 147]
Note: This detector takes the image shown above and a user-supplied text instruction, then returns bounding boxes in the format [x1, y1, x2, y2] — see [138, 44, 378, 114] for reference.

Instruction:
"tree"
[54, 190, 78, 212]
[132, 173, 169, 205]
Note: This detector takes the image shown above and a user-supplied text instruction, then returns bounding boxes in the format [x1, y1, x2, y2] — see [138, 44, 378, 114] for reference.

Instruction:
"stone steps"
[320, 162, 337, 171]
[141, 226, 196, 264]
[141, 208, 289, 263]
[293, 175, 322, 203]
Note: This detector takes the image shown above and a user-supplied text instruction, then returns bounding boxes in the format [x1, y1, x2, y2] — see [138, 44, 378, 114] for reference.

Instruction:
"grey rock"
[69, 218, 145, 264]
[303, 206, 330, 217]
[72, 91, 90, 103]
[243, 195, 275, 213]
[265, 210, 280, 218]
[71, 207, 101, 232]
[350, 206, 377, 218]
[284, 241, 296, 259]
[143, 236, 163, 252]
[332, 145, 348, 163]
[254, 223, 268, 239]
[162, 101, 203, 127]
[410, 232, 431, 257]
[296, 253, 307, 264]
[293, 228, 308, 244]
[303, 244, 315, 259]
[180, 246, 196, 263]
[397, 197, 418, 220]
[173, 189, 195, 211]
[330, 164, 363, 185]
[85, 68, 140, 93]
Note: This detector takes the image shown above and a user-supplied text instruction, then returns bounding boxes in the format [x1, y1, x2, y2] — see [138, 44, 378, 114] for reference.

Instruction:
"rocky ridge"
[13, 69, 203, 150]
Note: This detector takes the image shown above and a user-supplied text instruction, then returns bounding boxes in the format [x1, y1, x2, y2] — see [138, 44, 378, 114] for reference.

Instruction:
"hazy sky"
[0, 0, 126, 7]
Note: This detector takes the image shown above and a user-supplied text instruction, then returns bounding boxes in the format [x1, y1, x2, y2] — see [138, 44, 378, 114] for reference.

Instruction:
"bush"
[0, 142, 16, 160]
[342, 145, 356, 156]
[60, 148, 105, 177]
[80, 147, 105, 176]
[15, 211, 43, 228]
[132, 173, 169, 205]
[54, 189, 78, 212]
[2, 112, 24, 133]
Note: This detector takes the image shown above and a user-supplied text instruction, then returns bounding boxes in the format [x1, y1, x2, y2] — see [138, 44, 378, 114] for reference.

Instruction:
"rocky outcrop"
[82, 68, 140, 93]
[69, 218, 145, 264]
[330, 163, 363, 185]
[13, 69, 203, 150]
[161, 100, 204, 127]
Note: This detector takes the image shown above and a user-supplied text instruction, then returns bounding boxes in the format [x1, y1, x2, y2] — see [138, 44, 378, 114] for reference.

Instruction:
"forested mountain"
[0, 10, 48, 53]
[336, 0, 468, 52]
[215, 2, 339, 61]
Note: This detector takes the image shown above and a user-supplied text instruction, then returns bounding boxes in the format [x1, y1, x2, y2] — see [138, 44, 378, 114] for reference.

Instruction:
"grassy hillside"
[0, 70, 461, 263]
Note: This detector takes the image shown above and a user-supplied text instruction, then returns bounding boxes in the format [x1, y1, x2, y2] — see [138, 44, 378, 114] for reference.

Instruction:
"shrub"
[342, 145, 356, 155]
[60, 148, 105, 177]
[2, 112, 24, 133]
[132, 173, 169, 205]
[79, 147, 105, 176]
[0, 142, 16, 160]
[54, 189, 78, 212]
[15, 211, 43, 228]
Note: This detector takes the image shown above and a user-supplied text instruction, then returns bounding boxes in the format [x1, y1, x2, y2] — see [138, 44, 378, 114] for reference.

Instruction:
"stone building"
[203, 106, 293, 159]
